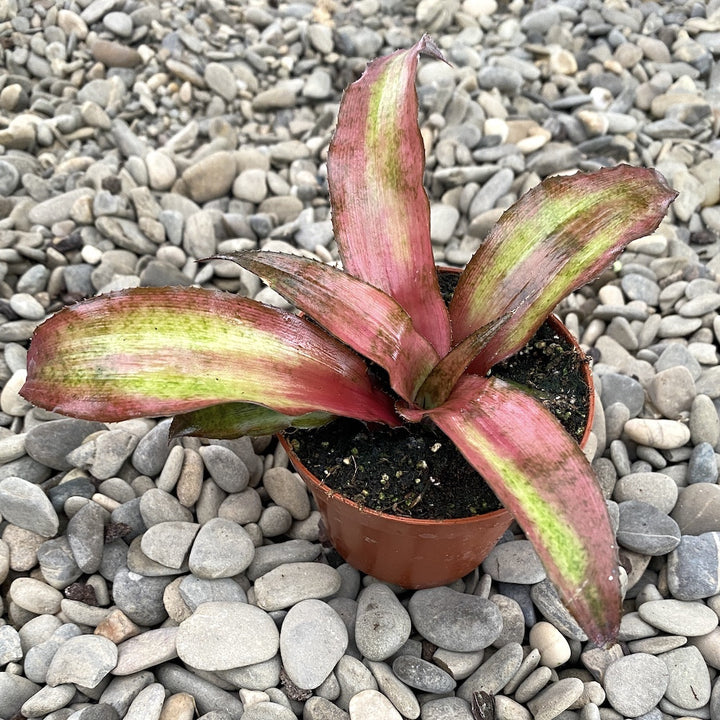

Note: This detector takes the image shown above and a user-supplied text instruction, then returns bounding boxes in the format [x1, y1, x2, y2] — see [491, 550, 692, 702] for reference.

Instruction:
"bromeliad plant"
[21, 36, 675, 646]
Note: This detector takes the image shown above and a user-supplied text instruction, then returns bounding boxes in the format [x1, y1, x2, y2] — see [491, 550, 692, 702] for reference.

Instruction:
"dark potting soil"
[287, 319, 591, 520]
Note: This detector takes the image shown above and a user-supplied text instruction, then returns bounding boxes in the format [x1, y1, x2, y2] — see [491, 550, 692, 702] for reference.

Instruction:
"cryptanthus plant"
[21, 36, 676, 646]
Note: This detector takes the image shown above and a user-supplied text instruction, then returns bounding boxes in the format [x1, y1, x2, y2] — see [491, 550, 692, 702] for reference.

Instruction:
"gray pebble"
[262, 467, 311, 520]
[530, 581, 587, 641]
[482, 540, 546, 584]
[132, 419, 178, 476]
[638, 598, 718, 635]
[246, 539, 321, 581]
[623, 418, 690, 449]
[0, 673, 41, 719]
[258, 505, 293, 537]
[672, 483, 720, 534]
[67, 500, 107, 573]
[123, 682, 165, 720]
[355, 584, 411, 661]
[46, 634, 118, 688]
[603, 653, 669, 717]
[613, 472, 678, 514]
[218, 487, 264, 525]
[20, 682, 76, 717]
[0, 476, 59, 537]
[647, 365, 696, 418]
[366, 660, 420, 719]
[199, 445, 250, 493]
[157, 663, 245, 717]
[0, 624, 22, 664]
[188, 517, 255, 578]
[281, 599, 348, 690]
[527, 677, 584, 720]
[139, 488, 193, 527]
[23, 623, 81, 683]
[10, 577, 63, 614]
[335, 654, 378, 711]
[667, 532, 720, 600]
[690, 394, 720, 446]
[660, 646, 711, 710]
[392, 655, 456, 694]
[179, 575, 247, 610]
[600, 373, 645, 418]
[111, 567, 172, 625]
[176, 602, 279, 671]
[25, 419, 104, 471]
[616, 500, 681, 555]
[457, 642, 524, 702]
[255, 562, 342, 612]
[140, 521, 200, 569]
[688, 442, 718, 483]
[113, 627, 179, 675]
[409, 586, 502, 652]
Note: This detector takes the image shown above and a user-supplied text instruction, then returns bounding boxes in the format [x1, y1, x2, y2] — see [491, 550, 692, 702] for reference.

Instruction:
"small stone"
[0, 476, 59, 537]
[366, 660, 421, 718]
[354, 584, 411, 661]
[281, 599, 348, 690]
[204, 62, 237, 101]
[140, 521, 200, 569]
[124, 682, 166, 720]
[9, 577, 63, 614]
[0, 674, 41, 719]
[409, 586, 502, 652]
[613, 472, 678, 514]
[623, 419, 690, 449]
[188, 517, 255, 579]
[646, 366, 696, 418]
[348, 689, 402, 720]
[179, 575, 247, 611]
[46, 634, 118, 688]
[603, 653, 668, 716]
[0, 624, 23, 665]
[457, 642, 524, 702]
[139, 488, 193, 527]
[254, 562, 342, 611]
[111, 568, 172, 626]
[688, 442, 718, 484]
[198, 445, 249, 493]
[25, 418, 104, 470]
[667, 533, 720, 600]
[145, 150, 177, 191]
[528, 622, 571, 668]
[638, 598, 718, 635]
[176, 602, 279, 671]
[616, 500, 681, 555]
[600, 373, 645, 418]
[182, 152, 237, 204]
[67, 500, 107, 573]
[113, 627, 179, 675]
[391, 655, 456, 694]
[527, 678, 584, 720]
[530, 581, 587, 641]
[261, 467, 311, 520]
[482, 540, 546, 583]
[672, 483, 720, 534]
[132, 419, 178, 476]
[658, 646, 709, 710]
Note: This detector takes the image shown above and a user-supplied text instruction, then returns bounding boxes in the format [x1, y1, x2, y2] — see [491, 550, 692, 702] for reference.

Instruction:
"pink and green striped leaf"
[170, 403, 333, 439]
[327, 35, 451, 356]
[451, 165, 677, 374]
[214, 251, 440, 403]
[21, 287, 399, 426]
[403, 374, 621, 646]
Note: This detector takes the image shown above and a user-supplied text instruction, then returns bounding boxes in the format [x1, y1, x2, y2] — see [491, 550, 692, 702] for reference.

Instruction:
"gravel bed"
[1, 0, 720, 719]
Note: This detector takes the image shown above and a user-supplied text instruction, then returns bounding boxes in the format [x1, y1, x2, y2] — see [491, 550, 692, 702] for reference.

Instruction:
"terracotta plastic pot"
[280, 314, 594, 590]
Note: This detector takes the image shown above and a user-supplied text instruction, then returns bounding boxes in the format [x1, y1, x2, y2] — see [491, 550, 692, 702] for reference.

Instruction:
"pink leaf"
[213, 251, 439, 402]
[328, 35, 451, 355]
[21, 287, 399, 426]
[416, 374, 621, 646]
[451, 165, 676, 374]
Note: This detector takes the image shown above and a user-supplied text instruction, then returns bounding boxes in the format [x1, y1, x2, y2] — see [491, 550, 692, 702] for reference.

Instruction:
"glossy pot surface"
[280, 313, 594, 589]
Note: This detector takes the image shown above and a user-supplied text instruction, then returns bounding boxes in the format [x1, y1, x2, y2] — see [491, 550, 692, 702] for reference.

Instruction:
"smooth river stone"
[409, 586, 502, 652]
[176, 602, 279, 671]
[355, 583, 411, 661]
[603, 653, 669, 717]
[623, 419, 690, 449]
[253, 562, 341, 611]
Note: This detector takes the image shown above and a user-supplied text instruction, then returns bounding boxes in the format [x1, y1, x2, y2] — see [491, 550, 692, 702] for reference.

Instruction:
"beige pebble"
[3, 525, 45, 571]
[529, 621, 572, 668]
[10, 577, 63, 614]
[176, 448, 203, 507]
[94, 608, 143, 643]
[623, 418, 690, 449]
[159, 692, 196, 720]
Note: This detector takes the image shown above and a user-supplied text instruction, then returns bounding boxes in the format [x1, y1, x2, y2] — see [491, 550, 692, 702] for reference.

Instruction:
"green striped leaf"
[328, 35, 451, 355]
[21, 287, 399, 426]
[450, 165, 677, 374]
[404, 374, 621, 646]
